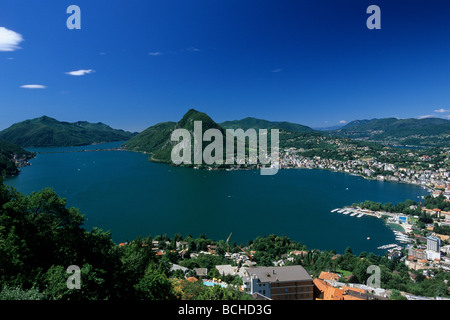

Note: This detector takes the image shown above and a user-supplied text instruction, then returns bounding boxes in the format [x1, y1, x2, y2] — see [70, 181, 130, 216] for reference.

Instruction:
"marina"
[331, 208, 367, 217]
[394, 231, 412, 243]
[331, 207, 412, 247]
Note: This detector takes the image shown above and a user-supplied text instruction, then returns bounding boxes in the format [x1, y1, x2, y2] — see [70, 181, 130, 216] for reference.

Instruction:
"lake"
[5, 142, 429, 254]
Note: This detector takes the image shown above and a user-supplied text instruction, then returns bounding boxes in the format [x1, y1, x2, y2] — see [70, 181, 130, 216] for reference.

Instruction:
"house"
[207, 244, 217, 254]
[170, 264, 189, 276]
[194, 268, 208, 279]
[408, 247, 427, 260]
[388, 250, 402, 260]
[318, 271, 340, 282]
[241, 265, 314, 300]
[422, 208, 442, 217]
[313, 279, 343, 300]
[290, 250, 307, 256]
[313, 279, 378, 300]
[215, 264, 241, 277]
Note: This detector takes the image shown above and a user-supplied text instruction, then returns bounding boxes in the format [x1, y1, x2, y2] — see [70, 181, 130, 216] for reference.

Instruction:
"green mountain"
[219, 117, 315, 133]
[123, 109, 226, 163]
[333, 117, 450, 147]
[0, 116, 137, 147]
[0, 139, 34, 177]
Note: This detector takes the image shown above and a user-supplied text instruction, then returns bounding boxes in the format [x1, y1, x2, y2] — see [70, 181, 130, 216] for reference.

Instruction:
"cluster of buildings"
[345, 200, 450, 274]
[120, 235, 449, 300]
[279, 147, 450, 190]
[406, 235, 450, 272]
[12, 153, 32, 169]
[208, 265, 391, 300]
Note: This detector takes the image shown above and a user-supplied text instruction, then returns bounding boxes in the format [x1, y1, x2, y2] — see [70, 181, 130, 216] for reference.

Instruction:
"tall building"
[427, 235, 441, 252]
[241, 265, 314, 300]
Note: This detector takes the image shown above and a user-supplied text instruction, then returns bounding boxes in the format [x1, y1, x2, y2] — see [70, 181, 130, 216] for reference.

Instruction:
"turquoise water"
[5, 142, 428, 254]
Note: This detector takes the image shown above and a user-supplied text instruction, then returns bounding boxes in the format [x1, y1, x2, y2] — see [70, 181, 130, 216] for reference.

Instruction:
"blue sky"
[1, 0, 450, 132]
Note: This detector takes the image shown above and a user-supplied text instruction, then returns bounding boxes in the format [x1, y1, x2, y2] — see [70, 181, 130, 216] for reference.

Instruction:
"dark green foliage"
[123, 121, 176, 154]
[0, 116, 136, 147]
[0, 182, 161, 300]
[334, 117, 450, 147]
[0, 139, 34, 177]
[220, 117, 315, 133]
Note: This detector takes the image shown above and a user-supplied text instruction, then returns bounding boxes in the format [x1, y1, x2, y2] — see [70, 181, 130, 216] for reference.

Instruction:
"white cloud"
[434, 108, 450, 113]
[186, 47, 200, 52]
[0, 27, 24, 52]
[65, 69, 95, 76]
[418, 115, 433, 119]
[148, 52, 163, 56]
[339, 120, 346, 124]
[20, 84, 46, 89]
[271, 68, 282, 73]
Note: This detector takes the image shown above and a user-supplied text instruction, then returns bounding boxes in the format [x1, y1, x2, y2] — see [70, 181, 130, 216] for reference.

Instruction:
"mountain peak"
[36, 115, 58, 122]
[177, 109, 220, 132]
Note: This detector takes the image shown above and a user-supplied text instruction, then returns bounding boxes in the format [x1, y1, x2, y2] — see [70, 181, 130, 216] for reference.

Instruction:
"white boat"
[357, 213, 364, 218]
[343, 211, 350, 215]
[337, 210, 344, 213]
[331, 209, 339, 213]
[350, 212, 357, 216]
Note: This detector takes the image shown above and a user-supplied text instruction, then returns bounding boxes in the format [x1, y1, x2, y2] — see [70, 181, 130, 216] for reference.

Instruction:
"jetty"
[377, 243, 399, 250]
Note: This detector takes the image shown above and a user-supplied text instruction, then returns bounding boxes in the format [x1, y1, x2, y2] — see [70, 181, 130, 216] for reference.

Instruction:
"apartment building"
[241, 265, 314, 300]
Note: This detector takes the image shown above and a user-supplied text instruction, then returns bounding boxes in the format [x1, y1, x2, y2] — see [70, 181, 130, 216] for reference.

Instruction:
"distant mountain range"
[1, 111, 449, 176]
[0, 116, 137, 148]
[124, 111, 450, 165]
[332, 117, 450, 147]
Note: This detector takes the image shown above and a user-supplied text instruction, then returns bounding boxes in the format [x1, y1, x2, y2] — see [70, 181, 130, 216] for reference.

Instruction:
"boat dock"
[330, 207, 413, 247]
[377, 243, 401, 250]
[331, 207, 367, 218]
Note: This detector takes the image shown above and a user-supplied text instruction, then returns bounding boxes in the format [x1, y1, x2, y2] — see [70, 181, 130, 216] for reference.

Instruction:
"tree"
[390, 289, 407, 300]
[134, 265, 176, 300]
[0, 286, 46, 300]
